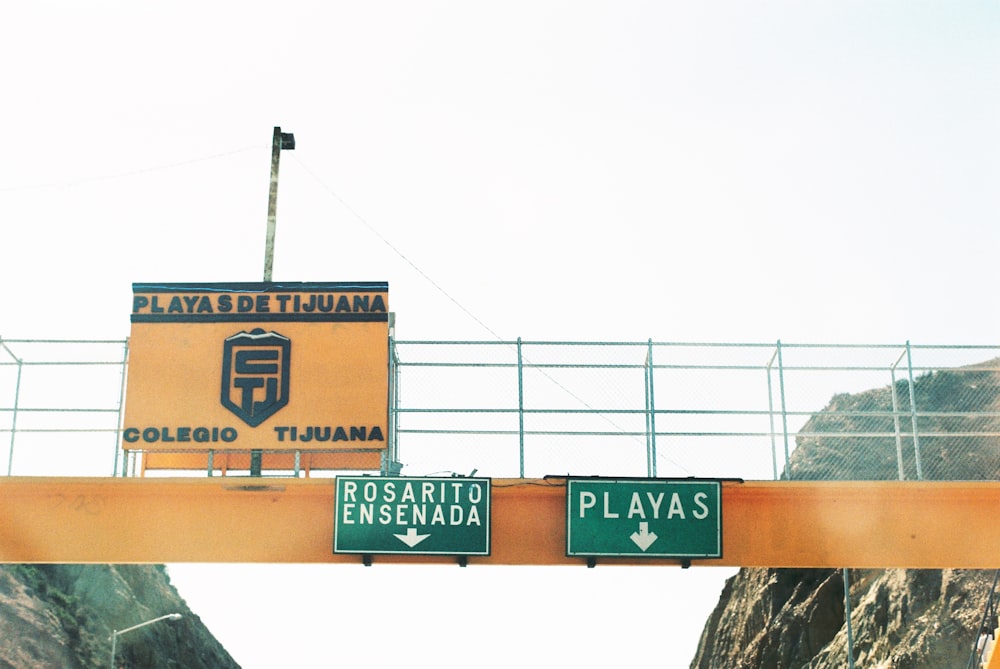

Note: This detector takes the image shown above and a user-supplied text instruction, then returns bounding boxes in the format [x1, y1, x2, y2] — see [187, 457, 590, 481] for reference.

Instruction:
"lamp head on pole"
[274, 126, 295, 151]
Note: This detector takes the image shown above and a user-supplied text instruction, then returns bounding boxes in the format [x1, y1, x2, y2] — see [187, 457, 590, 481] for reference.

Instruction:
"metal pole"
[257, 127, 293, 476]
[766, 348, 779, 480]
[777, 340, 791, 479]
[517, 337, 525, 478]
[113, 338, 130, 477]
[109, 613, 182, 668]
[7, 360, 21, 476]
[645, 339, 657, 477]
[262, 126, 295, 281]
[249, 449, 263, 478]
[386, 313, 400, 476]
[2, 339, 22, 476]
[385, 327, 393, 476]
[844, 567, 855, 669]
[263, 127, 283, 283]
[890, 348, 907, 481]
[905, 341, 924, 480]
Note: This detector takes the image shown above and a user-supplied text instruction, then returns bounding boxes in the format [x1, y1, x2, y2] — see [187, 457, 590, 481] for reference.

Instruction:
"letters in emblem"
[221, 329, 291, 427]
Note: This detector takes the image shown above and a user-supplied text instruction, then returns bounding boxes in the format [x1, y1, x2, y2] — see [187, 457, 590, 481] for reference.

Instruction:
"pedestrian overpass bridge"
[4, 338, 1000, 667]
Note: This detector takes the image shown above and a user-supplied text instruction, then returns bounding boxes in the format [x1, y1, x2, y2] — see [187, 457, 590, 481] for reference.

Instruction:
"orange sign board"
[124, 282, 389, 470]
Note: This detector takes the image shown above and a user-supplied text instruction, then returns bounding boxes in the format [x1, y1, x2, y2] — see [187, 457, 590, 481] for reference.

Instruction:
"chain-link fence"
[0, 339, 128, 476]
[391, 340, 1000, 481]
[3, 337, 1000, 481]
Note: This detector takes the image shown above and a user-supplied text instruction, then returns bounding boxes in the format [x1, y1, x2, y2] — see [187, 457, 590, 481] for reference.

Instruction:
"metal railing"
[389, 339, 1000, 481]
[3, 337, 1000, 481]
[0, 339, 129, 477]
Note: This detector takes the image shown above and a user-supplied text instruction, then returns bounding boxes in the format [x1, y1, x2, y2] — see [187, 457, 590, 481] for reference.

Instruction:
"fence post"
[112, 338, 130, 477]
[517, 337, 525, 478]
[386, 324, 401, 476]
[766, 348, 779, 481]
[1, 339, 22, 477]
[645, 339, 657, 478]
[890, 348, 907, 481]
[905, 341, 924, 480]
[776, 340, 791, 479]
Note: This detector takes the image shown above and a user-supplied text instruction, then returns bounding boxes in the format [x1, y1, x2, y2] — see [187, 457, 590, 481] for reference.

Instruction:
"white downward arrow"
[394, 527, 430, 548]
[630, 522, 658, 551]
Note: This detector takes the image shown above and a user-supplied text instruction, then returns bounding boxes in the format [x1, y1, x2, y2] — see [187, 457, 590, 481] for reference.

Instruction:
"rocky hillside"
[786, 359, 1000, 482]
[691, 567, 995, 668]
[691, 360, 1000, 668]
[0, 564, 239, 669]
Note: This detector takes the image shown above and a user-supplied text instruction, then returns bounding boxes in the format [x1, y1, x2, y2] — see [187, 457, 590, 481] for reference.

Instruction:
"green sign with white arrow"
[334, 476, 491, 556]
[566, 478, 722, 558]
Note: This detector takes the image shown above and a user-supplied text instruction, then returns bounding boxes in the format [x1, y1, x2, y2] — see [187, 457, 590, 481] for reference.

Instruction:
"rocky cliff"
[690, 361, 1000, 668]
[691, 567, 995, 668]
[0, 564, 239, 669]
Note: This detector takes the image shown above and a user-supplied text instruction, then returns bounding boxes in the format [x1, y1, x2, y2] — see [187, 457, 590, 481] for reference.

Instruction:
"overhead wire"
[0, 145, 265, 192]
[287, 153, 505, 342]
[288, 153, 691, 477]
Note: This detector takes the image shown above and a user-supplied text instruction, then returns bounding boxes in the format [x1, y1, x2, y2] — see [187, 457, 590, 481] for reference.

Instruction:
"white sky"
[2, 2, 999, 668]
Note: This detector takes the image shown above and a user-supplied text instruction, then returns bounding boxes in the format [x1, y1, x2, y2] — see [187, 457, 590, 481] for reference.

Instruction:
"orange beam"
[1, 478, 999, 567]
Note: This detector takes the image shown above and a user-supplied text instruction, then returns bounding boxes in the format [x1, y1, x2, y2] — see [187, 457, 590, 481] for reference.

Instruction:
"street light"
[262, 125, 295, 283]
[256, 124, 295, 478]
[110, 612, 182, 668]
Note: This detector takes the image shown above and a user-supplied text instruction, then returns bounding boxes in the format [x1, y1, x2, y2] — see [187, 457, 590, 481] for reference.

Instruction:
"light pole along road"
[109, 612, 182, 668]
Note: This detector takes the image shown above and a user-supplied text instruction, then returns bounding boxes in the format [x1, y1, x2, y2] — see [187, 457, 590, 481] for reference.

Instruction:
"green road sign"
[566, 478, 722, 558]
[334, 477, 491, 556]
